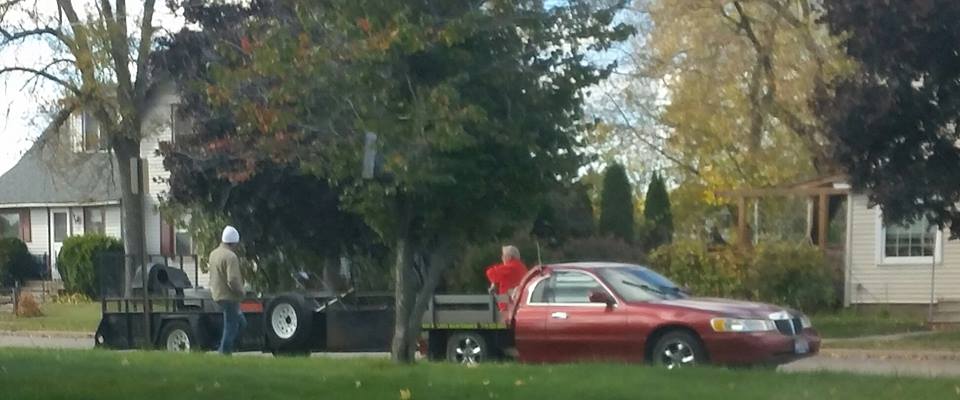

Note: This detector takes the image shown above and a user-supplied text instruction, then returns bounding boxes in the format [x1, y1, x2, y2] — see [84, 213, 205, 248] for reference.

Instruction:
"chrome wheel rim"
[271, 303, 298, 339]
[165, 329, 190, 352]
[660, 341, 696, 369]
[454, 337, 483, 365]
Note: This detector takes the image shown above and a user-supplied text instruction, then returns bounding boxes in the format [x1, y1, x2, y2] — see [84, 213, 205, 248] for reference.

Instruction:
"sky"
[0, 1, 185, 175]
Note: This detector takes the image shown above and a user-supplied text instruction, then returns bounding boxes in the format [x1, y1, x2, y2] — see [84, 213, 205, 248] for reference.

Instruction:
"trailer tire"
[159, 321, 197, 352]
[446, 331, 488, 365]
[266, 295, 313, 352]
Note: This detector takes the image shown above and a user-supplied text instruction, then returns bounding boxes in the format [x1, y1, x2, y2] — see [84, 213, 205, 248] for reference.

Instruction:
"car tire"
[651, 331, 706, 369]
[265, 295, 313, 353]
[159, 321, 197, 352]
[445, 331, 487, 365]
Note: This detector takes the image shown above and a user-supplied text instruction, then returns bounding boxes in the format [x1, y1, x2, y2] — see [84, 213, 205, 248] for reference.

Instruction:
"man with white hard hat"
[209, 225, 246, 354]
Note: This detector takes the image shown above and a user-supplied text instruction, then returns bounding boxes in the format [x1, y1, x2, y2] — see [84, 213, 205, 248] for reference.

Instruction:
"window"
[530, 271, 610, 304]
[83, 207, 106, 235]
[53, 212, 68, 242]
[81, 112, 106, 152]
[161, 215, 194, 257]
[174, 226, 193, 256]
[171, 104, 194, 143]
[0, 212, 20, 239]
[599, 266, 686, 302]
[878, 210, 941, 264]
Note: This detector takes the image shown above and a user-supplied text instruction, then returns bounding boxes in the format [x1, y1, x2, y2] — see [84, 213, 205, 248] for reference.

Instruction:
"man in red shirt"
[485, 245, 528, 311]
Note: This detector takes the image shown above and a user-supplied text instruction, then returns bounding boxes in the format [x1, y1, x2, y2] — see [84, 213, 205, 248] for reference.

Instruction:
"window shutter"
[19, 209, 31, 242]
[160, 218, 174, 257]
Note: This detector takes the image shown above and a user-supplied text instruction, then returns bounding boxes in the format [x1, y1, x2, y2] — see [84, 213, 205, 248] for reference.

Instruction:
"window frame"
[83, 207, 106, 235]
[875, 208, 943, 265]
[525, 270, 618, 307]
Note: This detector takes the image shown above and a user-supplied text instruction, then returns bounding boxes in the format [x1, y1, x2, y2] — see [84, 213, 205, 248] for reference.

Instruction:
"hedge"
[0, 237, 36, 285]
[57, 235, 123, 298]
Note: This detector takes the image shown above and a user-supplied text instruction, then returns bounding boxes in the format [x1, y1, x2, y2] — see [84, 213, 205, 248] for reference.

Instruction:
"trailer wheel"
[446, 332, 488, 365]
[266, 295, 313, 352]
[159, 321, 196, 352]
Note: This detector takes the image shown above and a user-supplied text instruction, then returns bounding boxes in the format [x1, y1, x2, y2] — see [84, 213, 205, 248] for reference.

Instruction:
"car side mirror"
[589, 291, 615, 306]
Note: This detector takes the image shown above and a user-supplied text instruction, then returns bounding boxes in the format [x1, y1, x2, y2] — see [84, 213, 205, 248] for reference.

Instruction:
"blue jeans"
[217, 300, 247, 355]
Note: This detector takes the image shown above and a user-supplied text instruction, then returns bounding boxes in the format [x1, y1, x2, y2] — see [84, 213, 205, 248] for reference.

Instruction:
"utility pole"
[131, 157, 151, 347]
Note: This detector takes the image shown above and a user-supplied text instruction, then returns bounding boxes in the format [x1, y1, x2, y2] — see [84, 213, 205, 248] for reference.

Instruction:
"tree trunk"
[114, 137, 146, 298]
[390, 231, 417, 363]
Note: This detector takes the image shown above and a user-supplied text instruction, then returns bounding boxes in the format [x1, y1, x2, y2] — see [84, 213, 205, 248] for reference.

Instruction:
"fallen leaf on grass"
[214, 382, 221, 389]
[120, 358, 130, 366]
[355, 380, 362, 389]
[482, 379, 491, 386]
[400, 388, 412, 400]
[514, 379, 524, 386]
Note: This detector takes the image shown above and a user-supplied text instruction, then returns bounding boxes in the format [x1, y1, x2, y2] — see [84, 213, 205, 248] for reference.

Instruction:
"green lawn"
[0, 349, 957, 400]
[0, 302, 100, 332]
[812, 311, 928, 339]
[827, 330, 960, 351]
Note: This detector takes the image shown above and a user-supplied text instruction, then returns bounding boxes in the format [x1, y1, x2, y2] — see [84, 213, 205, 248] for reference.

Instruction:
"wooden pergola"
[716, 175, 851, 249]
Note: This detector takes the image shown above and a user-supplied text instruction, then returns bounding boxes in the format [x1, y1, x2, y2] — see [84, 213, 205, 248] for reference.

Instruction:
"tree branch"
[133, 0, 156, 105]
[604, 92, 701, 176]
[0, 66, 80, 95]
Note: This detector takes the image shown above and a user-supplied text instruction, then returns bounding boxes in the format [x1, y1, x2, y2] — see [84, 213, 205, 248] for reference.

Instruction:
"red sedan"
[504, 262, 820, 367]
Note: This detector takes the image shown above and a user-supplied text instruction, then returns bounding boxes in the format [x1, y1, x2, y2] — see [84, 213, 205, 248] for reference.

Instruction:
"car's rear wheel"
[445, 332, 487, 365]
[652, 331, 706, 369]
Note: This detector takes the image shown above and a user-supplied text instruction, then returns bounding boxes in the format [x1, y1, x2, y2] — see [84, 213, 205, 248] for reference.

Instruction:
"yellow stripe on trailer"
[422, 322, 507, 330]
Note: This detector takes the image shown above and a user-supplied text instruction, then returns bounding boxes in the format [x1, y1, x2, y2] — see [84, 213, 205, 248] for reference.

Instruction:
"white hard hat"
[221, 225, 240, 244]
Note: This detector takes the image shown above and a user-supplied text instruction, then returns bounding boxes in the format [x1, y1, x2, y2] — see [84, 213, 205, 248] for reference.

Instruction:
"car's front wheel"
[651, 331, 706, 369]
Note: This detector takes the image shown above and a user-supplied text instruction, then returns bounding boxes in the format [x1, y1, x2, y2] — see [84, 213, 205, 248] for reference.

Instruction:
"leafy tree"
[0, 1, 165, 294]
[643, 171, 672, 248]
[594, 0, 853, 236]
[532, 182, 596, 246]
[161, 0, 630, 362]
[817, 1, 960, 235]
[598, 163, 635, 242]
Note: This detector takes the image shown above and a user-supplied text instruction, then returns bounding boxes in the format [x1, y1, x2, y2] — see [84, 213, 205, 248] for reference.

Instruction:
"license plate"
[794, 338, 810, 354]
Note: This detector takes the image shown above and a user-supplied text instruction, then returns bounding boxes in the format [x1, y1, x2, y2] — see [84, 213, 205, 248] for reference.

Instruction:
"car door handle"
[551, 312, 568, 320]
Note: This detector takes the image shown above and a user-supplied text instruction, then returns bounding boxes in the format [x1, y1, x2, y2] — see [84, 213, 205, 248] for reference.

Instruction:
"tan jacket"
[209, 244, 244, 301]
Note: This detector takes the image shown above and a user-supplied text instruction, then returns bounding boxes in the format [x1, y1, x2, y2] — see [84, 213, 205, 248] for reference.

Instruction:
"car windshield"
[599, 266, 687, 301]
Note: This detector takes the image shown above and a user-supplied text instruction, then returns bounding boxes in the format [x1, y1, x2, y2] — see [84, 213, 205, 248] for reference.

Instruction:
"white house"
[847, 193, 956, 307]
[0, 82, 208, 288]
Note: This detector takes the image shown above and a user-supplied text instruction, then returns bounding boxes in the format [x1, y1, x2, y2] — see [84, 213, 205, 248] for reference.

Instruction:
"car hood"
[654, 297, 796, 319]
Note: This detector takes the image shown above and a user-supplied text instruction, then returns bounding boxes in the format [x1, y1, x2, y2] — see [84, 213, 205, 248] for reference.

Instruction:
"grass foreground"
[1, 349, 959, 400]
[0, 302, 100, 332]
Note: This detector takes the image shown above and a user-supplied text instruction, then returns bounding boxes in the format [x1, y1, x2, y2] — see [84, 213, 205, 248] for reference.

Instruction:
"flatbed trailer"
[95, 264, 512, 359]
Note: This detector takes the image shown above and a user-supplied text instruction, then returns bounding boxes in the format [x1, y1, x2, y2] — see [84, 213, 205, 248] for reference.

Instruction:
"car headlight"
[710, 318, 776, 333]
[800, 315, 812, 329]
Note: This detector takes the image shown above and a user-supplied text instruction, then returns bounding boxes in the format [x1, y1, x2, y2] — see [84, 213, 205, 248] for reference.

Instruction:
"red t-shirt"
[485, 259, 528, 310]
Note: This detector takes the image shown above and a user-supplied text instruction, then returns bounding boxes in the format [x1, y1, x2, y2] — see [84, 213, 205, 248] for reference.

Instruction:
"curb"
[0, 330, 94, 339]
[820, 348, 960, 362]
[821, 331, 937, 344]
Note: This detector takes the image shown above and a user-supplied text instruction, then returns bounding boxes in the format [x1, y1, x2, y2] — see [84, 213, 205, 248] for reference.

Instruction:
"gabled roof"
[0, 139, 121, 207]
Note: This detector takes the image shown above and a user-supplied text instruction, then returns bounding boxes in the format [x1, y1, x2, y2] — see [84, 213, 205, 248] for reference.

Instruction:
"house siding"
[105, 206, 122, 239]
[849, 194, 960, 304]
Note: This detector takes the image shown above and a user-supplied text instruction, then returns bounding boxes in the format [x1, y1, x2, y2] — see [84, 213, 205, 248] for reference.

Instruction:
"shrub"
[746, 242, 837, 313]
[57, 235, 123, 298]
[0, 237, 36, 285]
[16, 291, 43, 317]
[649, 240, 746, 298]
[51, 292, 94, 305]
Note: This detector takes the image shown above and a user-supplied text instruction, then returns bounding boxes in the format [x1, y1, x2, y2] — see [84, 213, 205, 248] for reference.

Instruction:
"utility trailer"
[95, 264, 512, 361]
